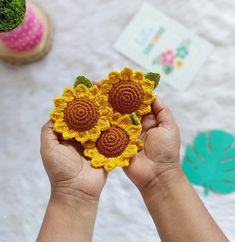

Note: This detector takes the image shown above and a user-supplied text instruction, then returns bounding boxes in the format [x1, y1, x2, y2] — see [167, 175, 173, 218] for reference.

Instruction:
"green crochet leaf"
[145, 72, 160, 89]
[130, 113, 141, 125]
[183, 130, 235, 196]
[74, 76, 93, 88]
[0, 0, 26, 32]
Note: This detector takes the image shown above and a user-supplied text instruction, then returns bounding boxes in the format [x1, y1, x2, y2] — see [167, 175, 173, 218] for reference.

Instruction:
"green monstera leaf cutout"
[182, 130, 235, 196]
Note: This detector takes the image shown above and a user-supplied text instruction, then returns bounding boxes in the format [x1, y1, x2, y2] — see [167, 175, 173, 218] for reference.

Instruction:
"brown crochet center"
[108, 81, 144, 114]
[96, 126, 129, 157]
[64, 98, 99, 132]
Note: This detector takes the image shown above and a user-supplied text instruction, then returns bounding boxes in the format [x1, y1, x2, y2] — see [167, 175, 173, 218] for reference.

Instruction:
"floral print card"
[114, 3, 214, 91]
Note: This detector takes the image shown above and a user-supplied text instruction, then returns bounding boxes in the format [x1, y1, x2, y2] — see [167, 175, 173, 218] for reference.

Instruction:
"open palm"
[124, 99, 180, 191]
[40, 121, 107, 199]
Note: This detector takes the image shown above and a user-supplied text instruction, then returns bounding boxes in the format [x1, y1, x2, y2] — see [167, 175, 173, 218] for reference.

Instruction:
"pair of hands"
[40, 97, 180, 203]
[39, 98, 230, 242]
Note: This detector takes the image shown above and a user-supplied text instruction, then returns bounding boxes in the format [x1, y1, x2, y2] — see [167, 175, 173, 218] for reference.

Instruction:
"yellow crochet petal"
[97, 118, 110, 131]
[126, 125, 142, 139]
[100, 83, 113, 95]
[116, 115, 132, 129]
[74, 84, 88, 97]
[88, 127, 101, 142]
[108, 71, 120, 83]
[137, 104, 151, 116]
[98, 107, 113, 118]
[100, 78, 110, 86]
[140, 79, 154, 90]
[53, 97, 68, 109]
[53, 121, 67, 133]
[75, 131, 90, 143]
[50, 109, 64, 121]
[132, 71, 144, 81]
[130, 139, 144, 151]
[62, 88, 76, 100]
[84, 147, 99, 158]
[89, 85, 100, 96]
[111, 112, 122, 122]
[87, 93, 96, 102]
[107, 107, 114, 119]
[143, 90, 156, 105]
[120, 67, 133, 81]
[62, 130, 78, 140]
[117, 158, 129, 168]
[122, 144, 138, 158]
[91, 155, 106, 168]
[82, 140, 96, 149]
[96, 95, 108, 107]
[104, 159, 117, 172]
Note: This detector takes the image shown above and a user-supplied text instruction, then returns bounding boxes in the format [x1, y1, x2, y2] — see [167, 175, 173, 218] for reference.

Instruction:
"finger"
[41, 120, 59, 151]
[152, 97, 175, 127]
[141, 113, 157, 132]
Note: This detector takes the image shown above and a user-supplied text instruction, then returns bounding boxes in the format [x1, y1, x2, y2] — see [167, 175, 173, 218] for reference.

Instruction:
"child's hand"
[40, 120, 107, 202]
[124, 98, 181, 192]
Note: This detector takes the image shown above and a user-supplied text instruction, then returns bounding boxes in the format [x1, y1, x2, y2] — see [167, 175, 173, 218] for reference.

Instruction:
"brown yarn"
[108, 81, 144, 114]
[96, 126, 129, 157]
[64, 98, 99, 132]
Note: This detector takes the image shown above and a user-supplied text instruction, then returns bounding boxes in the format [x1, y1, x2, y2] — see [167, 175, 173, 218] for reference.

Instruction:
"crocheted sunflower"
[50, 79, 112, 143]
[83, 113, 143, 172]
[50, 69, 160, 172]
[99, 67, 158, 118]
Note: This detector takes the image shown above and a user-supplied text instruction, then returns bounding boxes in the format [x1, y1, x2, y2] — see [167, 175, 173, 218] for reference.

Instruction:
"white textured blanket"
[1, 0, 235, 241]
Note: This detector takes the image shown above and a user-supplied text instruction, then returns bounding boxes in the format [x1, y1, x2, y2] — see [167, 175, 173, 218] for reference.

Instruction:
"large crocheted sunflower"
[50, 80, 112, 143]
[83, 113, 143, 172]
[99, 67, 158, 118]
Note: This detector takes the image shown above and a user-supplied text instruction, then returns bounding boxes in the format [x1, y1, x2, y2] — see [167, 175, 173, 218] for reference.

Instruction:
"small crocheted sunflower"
[83, 113, 143, 172]
[50, 78, 112, 143]
[99, 67, 158, 118]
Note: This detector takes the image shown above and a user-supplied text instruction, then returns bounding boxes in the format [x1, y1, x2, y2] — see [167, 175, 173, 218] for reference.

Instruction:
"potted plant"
[0, 0, 52, 64]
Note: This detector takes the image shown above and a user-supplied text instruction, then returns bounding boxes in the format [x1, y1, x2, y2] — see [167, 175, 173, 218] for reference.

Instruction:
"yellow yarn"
[99, 67, 156, 118]
[50, 84, 112, 143]
[83, 114, 143, 172]
[50, 67, 158, 172]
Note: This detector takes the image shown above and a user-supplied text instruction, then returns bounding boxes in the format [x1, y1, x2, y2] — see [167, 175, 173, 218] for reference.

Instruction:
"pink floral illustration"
[161, 50, 175, 65]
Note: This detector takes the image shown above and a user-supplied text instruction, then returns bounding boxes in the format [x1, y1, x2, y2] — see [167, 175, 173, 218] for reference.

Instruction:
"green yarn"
[74, 76, 93, 88]
[130, 113, 141, 125]
[145, 72, 160, 89]
[0, 0, 26, 32]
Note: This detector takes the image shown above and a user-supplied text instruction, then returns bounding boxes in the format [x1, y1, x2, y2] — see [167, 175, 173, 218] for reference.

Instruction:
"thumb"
[152, 97, 176, 128]
[40, 120, 59, 152]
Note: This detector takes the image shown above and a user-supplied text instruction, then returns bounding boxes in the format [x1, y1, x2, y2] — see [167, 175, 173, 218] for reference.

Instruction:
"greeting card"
[114, 3, 214, 90]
